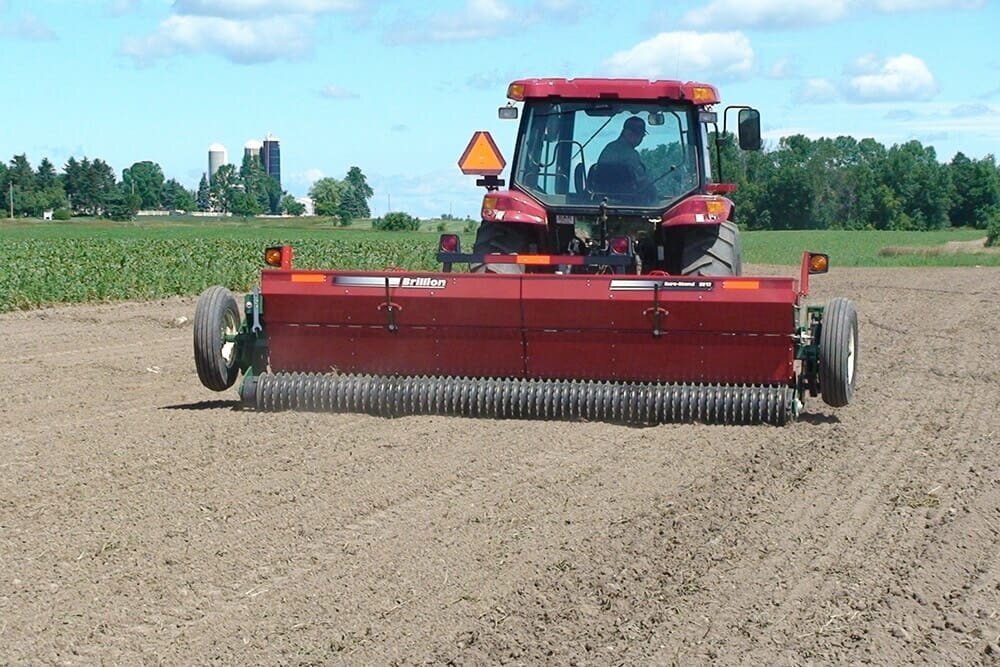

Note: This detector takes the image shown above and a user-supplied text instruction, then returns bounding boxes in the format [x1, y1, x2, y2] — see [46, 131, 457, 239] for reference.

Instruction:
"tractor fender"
[660, 194, 734, 228]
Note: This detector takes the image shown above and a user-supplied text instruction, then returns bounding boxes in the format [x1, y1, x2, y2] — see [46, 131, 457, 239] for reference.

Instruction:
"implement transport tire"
[471, 221, 529, 274]
[818, 297, 858, 408]
[680, 221, 742, 276]
[194, 286, 242, 391]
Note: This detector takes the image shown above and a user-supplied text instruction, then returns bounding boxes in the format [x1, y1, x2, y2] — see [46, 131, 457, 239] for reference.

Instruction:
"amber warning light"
[458, 132, 506, 176]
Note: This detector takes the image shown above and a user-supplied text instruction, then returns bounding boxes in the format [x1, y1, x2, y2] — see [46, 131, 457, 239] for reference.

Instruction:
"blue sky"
[2, 0, 998, 218]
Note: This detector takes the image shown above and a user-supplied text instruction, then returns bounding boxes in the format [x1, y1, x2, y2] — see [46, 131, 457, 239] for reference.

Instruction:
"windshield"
[512, 100, 701, 210]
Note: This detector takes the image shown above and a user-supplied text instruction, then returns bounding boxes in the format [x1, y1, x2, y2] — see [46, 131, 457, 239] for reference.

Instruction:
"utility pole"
[8, 182, 12, 219]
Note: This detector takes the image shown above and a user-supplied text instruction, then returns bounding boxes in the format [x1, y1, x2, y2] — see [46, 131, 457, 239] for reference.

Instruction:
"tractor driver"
[595, 116, 656, 200]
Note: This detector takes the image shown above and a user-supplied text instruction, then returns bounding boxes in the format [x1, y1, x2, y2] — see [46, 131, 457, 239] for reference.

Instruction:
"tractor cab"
[512, 100, 703, 211]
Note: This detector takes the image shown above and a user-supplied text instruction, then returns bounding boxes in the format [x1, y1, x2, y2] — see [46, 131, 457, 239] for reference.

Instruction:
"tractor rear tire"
[680, 221, 742, 276]
[471, 221, 529, 274]
[194, 286, 242, 391]
[819, 297, 858, 408]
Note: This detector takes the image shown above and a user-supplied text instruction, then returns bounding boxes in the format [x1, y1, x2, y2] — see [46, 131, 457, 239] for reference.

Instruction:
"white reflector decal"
[610, 279, 714, 291]
[334, 276, 447, 289]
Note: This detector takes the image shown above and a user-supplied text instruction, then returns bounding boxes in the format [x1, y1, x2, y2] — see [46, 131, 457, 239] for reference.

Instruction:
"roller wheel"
[194, 286, 242, 391]
[680, 221, 742, 276]
[471, 221, 530, 274]
[818, 297, 858, 407]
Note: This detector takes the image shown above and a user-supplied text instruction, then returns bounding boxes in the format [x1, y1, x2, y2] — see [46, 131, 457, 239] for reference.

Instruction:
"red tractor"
[449, 79, 761, 277]
[193, 78, 858, 425]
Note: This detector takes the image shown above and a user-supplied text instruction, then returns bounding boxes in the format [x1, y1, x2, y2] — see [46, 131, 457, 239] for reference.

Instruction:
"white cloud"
[845, 53, 937, 101]
[603, 31, 753, 81]
[950, 103, 991, 117]
[796, 78, 840, 103]
[386, 0, 512, 43]
[527, 0, 588, 22]
[0, 13, 57, 40]
[682, 0, 847, 29]
[884, 109, 918, 120]
[304, 168, 325, 183]
[121, 15, 313, 64]
[121, 0, 365, 63]
[384, 0, 587, 44]
[873, 0, 984, 11]
[174, 0, 363, 18]
[320, 84, 359, 99]
[105, 0, 139, 17]
[677, 0, 982, 31]
[767, 57, 795, 79]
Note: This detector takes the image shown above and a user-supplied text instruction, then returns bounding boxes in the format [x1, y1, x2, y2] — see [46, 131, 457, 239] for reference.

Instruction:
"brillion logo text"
[400, 277, 447, 289]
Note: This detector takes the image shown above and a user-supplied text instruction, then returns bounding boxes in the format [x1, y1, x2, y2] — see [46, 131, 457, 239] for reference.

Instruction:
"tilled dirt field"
[1, 266, 998, 665]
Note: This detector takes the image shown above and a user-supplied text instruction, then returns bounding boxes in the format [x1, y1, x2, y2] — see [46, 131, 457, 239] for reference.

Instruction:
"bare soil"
[1, 266, 998, 665]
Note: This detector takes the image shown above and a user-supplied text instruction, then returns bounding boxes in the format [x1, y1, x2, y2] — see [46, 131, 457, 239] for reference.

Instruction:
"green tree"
[7, 154, 41, 216]
[122, 161, 165, 210]
[36, 159, 68, 214]
[239, 154, 270, 214]
[758, 164, 816, 230]
[373, 211, 420, 231]
[162, 178, 195, 211]
[210, 164, 238, 213]
[62, 157, 84, 213]
[309, 177, 347, 219]
[877, 141, 952, 229]
[103, 183, 140, 221]
[64, 158, 118, 216]
[196, 174, 211, 211]
[342, 166, 374, 219]
[282, 194, 305, 216]
[230, 189, 263, 218]
[35, 158, 58, 189]
[948, 153, 1000, 228]
[264, 175, 283, 214]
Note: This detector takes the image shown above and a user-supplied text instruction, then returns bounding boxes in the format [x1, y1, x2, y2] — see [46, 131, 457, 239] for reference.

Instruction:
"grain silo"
[262, 133, 281, 187]
[244, 139, 263, 163]
[208, 143, 227, 184]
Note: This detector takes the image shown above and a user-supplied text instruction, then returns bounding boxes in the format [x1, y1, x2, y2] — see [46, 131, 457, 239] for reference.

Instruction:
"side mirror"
[498, 105, 518, 120]
[738, 108, 762, 151]
[647, 111, 665, 126]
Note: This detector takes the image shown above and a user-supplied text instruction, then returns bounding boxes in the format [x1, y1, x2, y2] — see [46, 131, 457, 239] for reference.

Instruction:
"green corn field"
[0, 220, 995, 313]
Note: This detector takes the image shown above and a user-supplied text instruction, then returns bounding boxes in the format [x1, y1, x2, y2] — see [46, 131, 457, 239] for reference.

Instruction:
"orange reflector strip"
[722, 280, 760, 290]
[458, 131, 506, 175]
[290, 274, 327, 283]
[516, 255, 552, 265]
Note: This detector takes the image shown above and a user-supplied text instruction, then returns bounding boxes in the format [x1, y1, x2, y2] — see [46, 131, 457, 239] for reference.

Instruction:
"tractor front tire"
[194, 286, 242, 391]
[680, 221, 742, 276]
[818, 297, 858, 408]
[471, 221, 529, 274]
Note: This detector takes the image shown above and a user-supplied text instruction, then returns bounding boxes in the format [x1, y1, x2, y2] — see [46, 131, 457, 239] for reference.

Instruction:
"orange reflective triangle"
[458, 131, 506, 175]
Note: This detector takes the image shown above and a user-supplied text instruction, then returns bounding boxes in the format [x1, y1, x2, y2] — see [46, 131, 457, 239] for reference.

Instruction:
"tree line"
[5, 135, 998, 231]
[703, 135, 1000, 231]
[0, 153, 374, 223]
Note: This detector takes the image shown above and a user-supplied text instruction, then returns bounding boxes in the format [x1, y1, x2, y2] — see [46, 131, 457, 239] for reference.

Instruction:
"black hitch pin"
[380, 277, 401, 333]
[643, 282, 668, 338]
